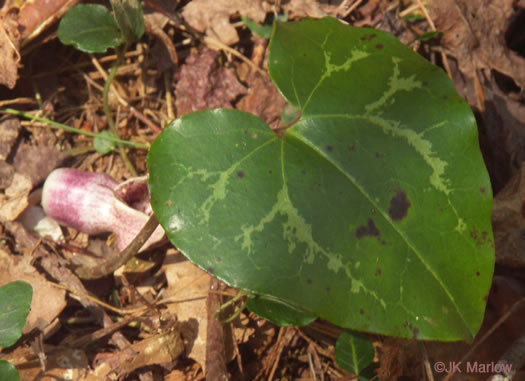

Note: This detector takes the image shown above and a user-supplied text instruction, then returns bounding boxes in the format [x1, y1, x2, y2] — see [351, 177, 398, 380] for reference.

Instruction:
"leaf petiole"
[1, 108, 149, 149]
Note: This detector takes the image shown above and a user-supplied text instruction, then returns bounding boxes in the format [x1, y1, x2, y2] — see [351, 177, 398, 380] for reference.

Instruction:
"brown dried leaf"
[93, 329, 183, 378]
[13, 143, 68, 186]
[4, 345, 89, 380]
[428, 0, 525, 89]
[0, 172, 31, 221]
[0, 161, 15, 189]
[182, 0, 266, 45]
[0, 8, 20, 89]
[0, 249, 67, 333]
[492, 162, 525, 268]
[175, 48, 246, 116]
[0, 118, 20, 160]
[282, 0, 328, 19]
[18, 0, 80, 45]
[237, 73, 288, 130]
[163, 254, 211, 371]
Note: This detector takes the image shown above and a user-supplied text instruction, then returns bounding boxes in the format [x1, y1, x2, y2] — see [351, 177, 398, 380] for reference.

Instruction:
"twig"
[267, 327, 294, 381]
[204, 36, 266, 76]
[444, 298, 525, 381]
[206, 278, 231, 380]
[339, 0, 364, 19]
[79, 70, 162, 134]
[0, 98, 36, 107]
[418, 342, 434, 381]
[74, 214, 160, 279]
[164, 71, 175, 121]
[487, 331, 525, 380]
[414, 0, 453, 79]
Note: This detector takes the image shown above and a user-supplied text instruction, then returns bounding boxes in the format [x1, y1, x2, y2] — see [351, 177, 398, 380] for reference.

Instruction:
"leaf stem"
[74, 214, 160, 279]
[103, 45, 138, 176]
[1, 108, 149, 149]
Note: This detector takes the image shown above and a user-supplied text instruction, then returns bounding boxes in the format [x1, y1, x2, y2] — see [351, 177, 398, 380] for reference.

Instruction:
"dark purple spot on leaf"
[307, 279, 312, 285]
[476, 271, 480, 276]
[237, 170, 245, 179]
[359, 308, 364, 315]
[301, 169, 306, 175]
[326, 287, 330, 293]
[165, 200, 173, 207]
[375, 43, 384, 49]
[375, 152, 382, 158]
[389, 190, 411, 221]
[268, 170, 273, 174]
[216, 257, 221, 263]
[355, 218, 380, 239]
[375, 268, 382, 276]
[326, 144, 333, 152]
[422, 81, 429, 87]
[360, 33, 376, 41]
[480, 187, 486, 193]
[442, 95, 448, 100]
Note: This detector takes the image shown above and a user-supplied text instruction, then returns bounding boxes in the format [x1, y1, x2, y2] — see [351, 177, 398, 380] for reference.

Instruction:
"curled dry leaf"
[0, 249, 67, 334]
[17, 0, 81, 45]
[182, 0, 266, 45]
[0, 172, 32, 221]
[492, 162, 525, 268]
[3, 345, 89, 380]
[0, 118, 20, 160]
[428, 0, 525, 90]
[163, 255, 211, 372]
[92, 329, 183, 378]
[0, 7, 20, 88]
[13, 143, 68, 186]
[282, 0, 328, 19]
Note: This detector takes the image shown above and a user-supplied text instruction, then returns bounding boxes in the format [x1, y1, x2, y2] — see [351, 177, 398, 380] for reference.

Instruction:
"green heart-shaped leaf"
[335, 331, 374, 376]
[0, 360, 20, 381]
[0, 281, 32, 348]
[247, 296, 317, 326]
[58, 4, 123, 53]
[110, 0, 144, 44]
[148, 18, 494, 341]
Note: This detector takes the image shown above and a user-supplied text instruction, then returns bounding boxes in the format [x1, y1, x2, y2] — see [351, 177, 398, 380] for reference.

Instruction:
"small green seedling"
[335, 331, 376, 379]
[148, 17, 494, 344]
[0, 281, 33, 381]
[58, 0, 144, 171]
[242, 13, 288, 39]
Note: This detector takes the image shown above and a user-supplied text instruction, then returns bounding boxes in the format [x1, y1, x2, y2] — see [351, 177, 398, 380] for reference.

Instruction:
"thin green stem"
[103, 45, 138, 176]
[1, 108, 149, 149]
[103, 47, 125, 139]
